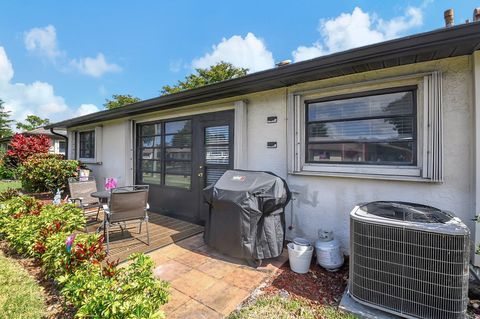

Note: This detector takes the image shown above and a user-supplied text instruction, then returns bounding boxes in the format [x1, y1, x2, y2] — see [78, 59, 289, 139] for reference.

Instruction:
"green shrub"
[18, 154, 79, 193]
[0, 195, 170, 318]
[41, 232, 105, 278]
[0, 197, 85, 255]
[0, 160, 16, 180]
[59, 253, 169, 319]
[0, 188, 21, 201]
[0, 196, 43, 238]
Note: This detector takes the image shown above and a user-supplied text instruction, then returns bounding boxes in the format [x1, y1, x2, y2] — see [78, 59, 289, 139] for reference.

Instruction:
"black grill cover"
[203, 170, 291, 261]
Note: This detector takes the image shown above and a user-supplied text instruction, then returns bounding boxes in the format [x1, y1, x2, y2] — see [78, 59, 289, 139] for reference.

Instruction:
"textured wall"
[70, 55, 475, 255]
[255, 57, 475, 254]
[86, 120, 128, 190]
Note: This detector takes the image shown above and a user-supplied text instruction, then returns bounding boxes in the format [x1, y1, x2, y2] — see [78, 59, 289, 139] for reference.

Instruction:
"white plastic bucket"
[287, 242, 313, 274]
[292, 237, 311, 252]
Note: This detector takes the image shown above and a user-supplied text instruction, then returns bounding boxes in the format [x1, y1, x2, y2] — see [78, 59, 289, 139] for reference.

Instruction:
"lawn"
[0, 250, 46, 319]
[228, 295, 354, 319]
[0, 180, 21, 192]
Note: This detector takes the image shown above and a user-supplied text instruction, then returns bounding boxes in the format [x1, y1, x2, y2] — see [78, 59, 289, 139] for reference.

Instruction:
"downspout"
[49, 128, 68, 159]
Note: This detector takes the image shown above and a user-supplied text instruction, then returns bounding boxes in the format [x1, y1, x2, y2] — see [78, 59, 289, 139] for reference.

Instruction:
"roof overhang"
[46, 22, 480, 129]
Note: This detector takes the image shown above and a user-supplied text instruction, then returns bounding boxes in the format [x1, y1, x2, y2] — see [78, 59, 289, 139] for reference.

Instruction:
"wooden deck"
[85, 212, 204, 262]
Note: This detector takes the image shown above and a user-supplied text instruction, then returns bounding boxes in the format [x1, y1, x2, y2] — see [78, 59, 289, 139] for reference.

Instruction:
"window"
[204, 125, 230, 186]
[306, 88, 416, 166]
[137, 120, 192, 189]
[289, 71, 444, 181]
[58, 141, 66, 154]
[79, 131, 95, 159]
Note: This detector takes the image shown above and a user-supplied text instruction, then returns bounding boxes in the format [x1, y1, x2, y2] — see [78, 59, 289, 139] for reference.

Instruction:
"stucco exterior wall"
[68, 55, 475, 255]
[80, 120, 129, 189]
[245, 56, 474, 253]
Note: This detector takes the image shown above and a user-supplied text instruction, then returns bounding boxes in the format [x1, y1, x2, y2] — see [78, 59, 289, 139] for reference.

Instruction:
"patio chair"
[101, 185, 150, 253]
[68, 177, 102, 228]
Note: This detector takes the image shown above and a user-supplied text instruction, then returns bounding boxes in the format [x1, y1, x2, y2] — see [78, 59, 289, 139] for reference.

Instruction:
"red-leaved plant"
[6, 133, 51, 166]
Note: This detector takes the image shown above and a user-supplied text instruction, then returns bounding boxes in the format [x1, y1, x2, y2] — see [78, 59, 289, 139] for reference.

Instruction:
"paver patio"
[149, 233, 288, 318]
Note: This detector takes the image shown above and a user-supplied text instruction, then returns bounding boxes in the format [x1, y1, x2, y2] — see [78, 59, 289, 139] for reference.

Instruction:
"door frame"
[133, 110, 235, 224]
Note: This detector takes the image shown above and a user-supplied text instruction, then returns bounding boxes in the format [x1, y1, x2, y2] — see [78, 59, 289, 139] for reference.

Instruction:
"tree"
[161, 62, 248, 95]
[6, 133, 51, 166]
[0, 99, 13, 138]
[16, 115, 50, 131]
[104, 94, 141, 110]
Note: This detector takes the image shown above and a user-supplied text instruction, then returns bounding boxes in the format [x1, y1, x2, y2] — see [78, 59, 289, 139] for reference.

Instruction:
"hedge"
[0, 195, 169, 318]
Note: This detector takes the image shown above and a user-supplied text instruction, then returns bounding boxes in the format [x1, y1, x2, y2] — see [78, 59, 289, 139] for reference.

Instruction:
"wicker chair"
[101, 185, 150, 253]
[68, 178, 102, 227]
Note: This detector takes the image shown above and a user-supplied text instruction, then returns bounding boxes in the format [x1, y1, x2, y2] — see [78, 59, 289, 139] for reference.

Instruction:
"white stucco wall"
[244, 56, 474, 254]
[73, 120, 129, 190]
[68, 55, 475, 256]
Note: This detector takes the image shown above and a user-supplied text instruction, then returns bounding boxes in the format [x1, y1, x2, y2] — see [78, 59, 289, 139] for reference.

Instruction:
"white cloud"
[75, 103, 99, 116]
[292, 6, 424, 62]
[292, 44, 325, 63]
[0, 47, 14, 83]
[192, 32, 275, 73]
[24, 25, 121, 77]
[0, 47, 96, 125]
[24, 25, 63, 60]
[70, 53, 122, 77]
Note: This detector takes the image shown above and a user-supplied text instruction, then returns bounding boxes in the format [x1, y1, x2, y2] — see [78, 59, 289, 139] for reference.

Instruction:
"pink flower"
[105, 178, 118, 190]
[65, 234, 76, 253]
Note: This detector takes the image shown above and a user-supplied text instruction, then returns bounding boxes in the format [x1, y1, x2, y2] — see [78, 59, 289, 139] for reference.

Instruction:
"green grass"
[0, 251, 46, 319]
[0, 180, 21, 192]
[228, 295, 355, 319]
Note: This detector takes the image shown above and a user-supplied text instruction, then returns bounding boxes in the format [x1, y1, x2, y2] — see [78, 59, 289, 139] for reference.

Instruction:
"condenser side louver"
[349, 202, 470, 319]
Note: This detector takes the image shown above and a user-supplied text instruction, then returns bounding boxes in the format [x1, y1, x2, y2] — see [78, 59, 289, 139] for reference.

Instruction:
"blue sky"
[0, 1, 475, 124]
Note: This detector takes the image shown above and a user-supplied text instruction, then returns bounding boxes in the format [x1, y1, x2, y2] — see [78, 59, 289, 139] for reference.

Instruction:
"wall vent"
[349, 201, 470, 319]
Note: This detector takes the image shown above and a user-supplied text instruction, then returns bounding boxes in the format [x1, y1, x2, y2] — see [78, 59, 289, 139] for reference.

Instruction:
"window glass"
[79, 131, 95, 159]
[142, 148, 162, 160]
[307, 118, 414, 142]
[58, 141, 66, 154]
[165, 134, 191, 147]
[166, 148, 191, 161]
[138, 120, 192, 188]
[141, 124, 161, 136]
[203, 125, 230, 186]
[165, 174, 191, 189]
[165, 120, 191, 134]
[205, 126, 229, 144]
[165, 161, 191, 175]
[306, 89, 416, 165]
[205, 146, 229, 164]
[308, 91, 414, 122]
[142, 172, 161, 185]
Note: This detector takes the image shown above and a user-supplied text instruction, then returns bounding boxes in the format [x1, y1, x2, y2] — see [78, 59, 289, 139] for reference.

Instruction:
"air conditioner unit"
[349, 201, 470, 319]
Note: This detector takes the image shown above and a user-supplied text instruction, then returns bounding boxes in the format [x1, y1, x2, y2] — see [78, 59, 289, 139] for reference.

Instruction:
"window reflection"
[306, 89, 416, 165]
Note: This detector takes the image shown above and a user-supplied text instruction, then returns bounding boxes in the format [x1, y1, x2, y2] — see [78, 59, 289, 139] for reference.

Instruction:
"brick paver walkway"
[149, 233, 288, 318]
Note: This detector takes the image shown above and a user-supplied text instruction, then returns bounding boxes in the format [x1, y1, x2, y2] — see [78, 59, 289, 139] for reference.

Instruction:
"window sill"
[78, 158, 102, 165]
[291, 164, 439, 183]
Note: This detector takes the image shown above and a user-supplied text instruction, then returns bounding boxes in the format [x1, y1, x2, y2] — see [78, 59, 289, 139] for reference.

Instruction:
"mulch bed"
[261, 257, 349, 308]
[0, 241, 75, 319]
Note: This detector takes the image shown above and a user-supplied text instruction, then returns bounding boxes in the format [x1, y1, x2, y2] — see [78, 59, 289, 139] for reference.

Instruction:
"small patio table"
[91, 190, 110, 203]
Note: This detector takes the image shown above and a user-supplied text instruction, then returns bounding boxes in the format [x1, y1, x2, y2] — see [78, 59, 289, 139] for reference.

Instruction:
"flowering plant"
[104, 177, 117, 190]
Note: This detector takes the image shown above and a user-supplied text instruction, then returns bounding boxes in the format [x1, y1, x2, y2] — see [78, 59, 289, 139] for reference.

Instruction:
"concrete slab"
[339, 290, 402, 319]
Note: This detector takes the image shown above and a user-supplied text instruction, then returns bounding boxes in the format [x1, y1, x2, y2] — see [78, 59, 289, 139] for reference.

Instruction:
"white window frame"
[287, 71, 443, 182]
[75, 126, 103, 164]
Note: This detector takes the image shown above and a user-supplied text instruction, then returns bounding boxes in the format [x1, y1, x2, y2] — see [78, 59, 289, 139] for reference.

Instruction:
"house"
[46, 21, 480, 264]
[0, 127, 67, 155]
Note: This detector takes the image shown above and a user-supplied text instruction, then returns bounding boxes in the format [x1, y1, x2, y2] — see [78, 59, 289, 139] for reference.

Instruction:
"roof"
[23, 127, 67, 136]
[0, 127, 67, 143]
[46, 22, 480, 129]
